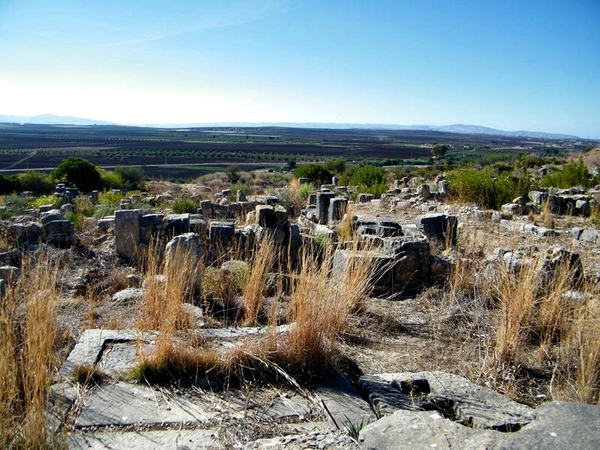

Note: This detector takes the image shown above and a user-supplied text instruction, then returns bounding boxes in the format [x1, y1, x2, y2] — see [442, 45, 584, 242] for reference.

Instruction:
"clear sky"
[0, 0, 598, 137]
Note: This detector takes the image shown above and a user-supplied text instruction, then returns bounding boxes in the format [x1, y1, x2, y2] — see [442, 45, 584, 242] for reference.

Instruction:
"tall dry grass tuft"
[242, 236, 277, 326]
[556, 279, 600, 404]
[138, 240, 201, 367]
[493, 262, 540, 365]
[285, 240, 376, 372]
[0, 252, 62, 448]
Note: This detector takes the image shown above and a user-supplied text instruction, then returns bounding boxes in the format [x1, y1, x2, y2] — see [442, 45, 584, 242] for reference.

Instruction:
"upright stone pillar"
[328, 197, 348, 223]
[316, 192, 336, 225]
[115, 209, 142, 262]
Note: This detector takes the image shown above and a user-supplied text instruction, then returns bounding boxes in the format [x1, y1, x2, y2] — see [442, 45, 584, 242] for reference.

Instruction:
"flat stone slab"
[244, 429, 360, 449]
[359, 371, 534, 430]
[75, 382, 217, 428]
[68, 428, 219, 450]
[359, 400, 600, 450]
[61, 330, 157, 377]
[62, 326, 293, 377]
[316, 373, 377, 430]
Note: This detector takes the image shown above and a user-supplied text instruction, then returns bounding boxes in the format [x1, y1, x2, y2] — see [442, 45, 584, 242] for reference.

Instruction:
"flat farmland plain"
[0, 123, 588, 178]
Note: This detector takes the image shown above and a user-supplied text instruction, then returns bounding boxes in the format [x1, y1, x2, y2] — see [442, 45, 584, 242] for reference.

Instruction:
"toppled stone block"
[417, 184, 431, 199]
[40, 209, 64, 225]
[328, 197, 348, 223]
[359, 371, 534, 430]
[97, 217, 114, 232]
[210, 221, 235, 249]
[164, 213, 190, 237]
[7, 222, 42, 246]
[416, 214, 457, 245]
[111, 287, 145, 305]
[43, 220, 75, 248]
[255, 205, 276, 227]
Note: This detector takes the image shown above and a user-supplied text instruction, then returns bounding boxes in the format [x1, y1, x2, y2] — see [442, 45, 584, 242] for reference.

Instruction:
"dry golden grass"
[284, 241, 377, 372]
[138, 241, 201, 367]
[242, 236, 277, 325]
[0, 252, 63, 448]
[439, 218, 600, 403]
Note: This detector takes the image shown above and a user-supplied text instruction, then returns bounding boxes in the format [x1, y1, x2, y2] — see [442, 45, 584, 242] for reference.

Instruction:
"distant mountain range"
[0, 113, 581, 140]
[0, 113, 113, 126]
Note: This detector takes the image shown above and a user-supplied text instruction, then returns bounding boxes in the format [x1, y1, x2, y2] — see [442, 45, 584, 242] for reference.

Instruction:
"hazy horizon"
[1, 1, 598, 138]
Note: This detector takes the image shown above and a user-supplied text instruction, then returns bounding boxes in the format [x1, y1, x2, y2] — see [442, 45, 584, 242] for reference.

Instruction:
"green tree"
[50, 157, 102, 192]
[19, 171, 53, 195]
[351, 165, 386, 187]
[294, 164, 332, 185]
[323, 157, 347, 175]
[432, 143, 449, 159]
[114, 166, 145, 191]
[0, 175, 22, 195]
[226, 165, 241, 183]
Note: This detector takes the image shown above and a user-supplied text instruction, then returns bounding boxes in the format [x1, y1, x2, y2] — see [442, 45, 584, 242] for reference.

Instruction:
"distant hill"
[0, 113, 113, 126]
[0, 114, 579, 139]
[147, 122, 581, 140]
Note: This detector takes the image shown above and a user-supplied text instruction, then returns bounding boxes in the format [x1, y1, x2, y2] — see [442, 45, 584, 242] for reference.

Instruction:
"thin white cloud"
[101, 0, 292, 48]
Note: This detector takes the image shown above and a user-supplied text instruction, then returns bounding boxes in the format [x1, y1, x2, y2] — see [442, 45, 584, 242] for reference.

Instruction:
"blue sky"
[0, 0, 598, 137]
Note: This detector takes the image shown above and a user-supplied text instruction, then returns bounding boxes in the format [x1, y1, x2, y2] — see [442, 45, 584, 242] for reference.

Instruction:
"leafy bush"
[98, 168, 122, 190]
[447, 167, 528, 210]
[351, 165, 386, 187]
[114, 166, 146, 191]
[172, 199, 198, 214]
[50, 157, 102, 192]
[74, 197, 96, 217]
[19, 171, 53, 195]
[229, 183, 254, 200]
[27, 194, 61, 209]
[0, 194, 29, 217]
[0, 175, 22, 195]
[298, 182, 314, 200]
[294, 164, 332, 185]
[93, 191, 124, 219]
[323, 157, 347, 175]
[541, 159, 592, 188]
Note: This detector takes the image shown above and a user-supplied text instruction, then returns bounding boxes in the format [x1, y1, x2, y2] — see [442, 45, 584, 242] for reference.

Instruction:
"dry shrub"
[0, 252, 63, 448]
[284, 241, 376, 372]
[242, 237, 277, 326]
[138, 241, 201, 366]
[493, 262, 540, 365]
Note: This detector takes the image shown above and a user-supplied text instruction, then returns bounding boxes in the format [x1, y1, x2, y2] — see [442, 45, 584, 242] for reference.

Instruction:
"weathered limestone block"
[417, 183, 431, 199]
[200, 199, 212, 218]
[359, 371, 534, 429]
[43, 220, 75, 248]
[8, 222, 42, 246]
[40, 209, 64, 225]
[377, 220, 403, 237]
[328, 197, 348, 223]
[316, 192, 335, 224]
[165, 232, 203, 292]
[115, 209, 142, 262]
[274, 205, 289, 227]
[209, 221, 235, 250]
[416, 214, 458, 245]
[357, 193, 374, 203]
[164, 213, 190, 237]
[60, 204, 74, 215]
[255, 205, 276, 227]
[529, 190, 548, 205]
[438, 180, 448, 195]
